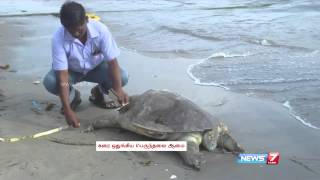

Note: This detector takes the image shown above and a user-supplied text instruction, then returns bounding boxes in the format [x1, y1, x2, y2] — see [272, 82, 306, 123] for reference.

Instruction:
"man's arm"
[57, 70, 70, 110]
[56, 70, 80, 128]
[108, 58, 129, 105]
[98, 21, 128, 104]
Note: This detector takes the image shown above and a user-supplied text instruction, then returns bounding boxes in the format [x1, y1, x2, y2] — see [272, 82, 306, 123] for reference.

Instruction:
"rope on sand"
[0, 126, 70, 143]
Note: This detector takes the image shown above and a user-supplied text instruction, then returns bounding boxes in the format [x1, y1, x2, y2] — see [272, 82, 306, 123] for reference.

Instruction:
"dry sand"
[0, 15, 320, 180]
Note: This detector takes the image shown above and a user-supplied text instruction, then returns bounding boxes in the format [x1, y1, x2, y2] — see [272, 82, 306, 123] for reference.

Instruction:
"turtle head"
[202, 129, 219, 152]
[217, 123, 245, 154]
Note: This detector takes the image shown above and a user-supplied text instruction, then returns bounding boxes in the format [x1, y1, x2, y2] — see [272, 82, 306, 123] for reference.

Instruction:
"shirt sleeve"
[100, 24, 120, 61]
[51, 31, 68, 71]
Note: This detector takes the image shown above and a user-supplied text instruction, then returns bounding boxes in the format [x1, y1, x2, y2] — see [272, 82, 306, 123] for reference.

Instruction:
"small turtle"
[88, 89, 244, 170]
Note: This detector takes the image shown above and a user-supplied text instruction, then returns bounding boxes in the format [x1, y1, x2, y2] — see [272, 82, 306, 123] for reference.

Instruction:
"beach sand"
[1, 15, 320, 180]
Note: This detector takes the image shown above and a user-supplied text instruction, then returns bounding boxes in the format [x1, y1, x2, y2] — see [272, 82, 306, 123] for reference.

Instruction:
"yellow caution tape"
[0, 126, 69, 143]
[86, 13, 101, 21]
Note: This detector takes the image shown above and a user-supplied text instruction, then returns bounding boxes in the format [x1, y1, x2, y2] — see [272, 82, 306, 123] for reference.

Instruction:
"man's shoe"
[89, 85, 120, 109]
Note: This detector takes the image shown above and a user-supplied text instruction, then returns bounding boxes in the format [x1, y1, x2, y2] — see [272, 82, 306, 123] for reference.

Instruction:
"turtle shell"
[123, 90, 219, 133]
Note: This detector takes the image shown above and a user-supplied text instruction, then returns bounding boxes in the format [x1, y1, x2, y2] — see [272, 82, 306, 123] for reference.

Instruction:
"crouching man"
[43, 1, 129, 128]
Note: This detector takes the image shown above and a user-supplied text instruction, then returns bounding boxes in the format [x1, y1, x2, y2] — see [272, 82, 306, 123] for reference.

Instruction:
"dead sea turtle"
[88, 89, 244, 170]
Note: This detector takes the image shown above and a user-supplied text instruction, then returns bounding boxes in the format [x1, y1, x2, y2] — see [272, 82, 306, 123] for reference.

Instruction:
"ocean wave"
[245, 38, 312, 51]
[238, 84, 319, 94]
[140, 49, 191, 55]
[304, 50, 320, 57]
[187, 50, 319, 90]
[283, 101, 320, 130]
[158, 26, 312, 52]
[199, 3, 274, 11]
[187, 57, 229, 89]
[162, 0, 195, 6]
[187, 51, 252, 89]
[119, 46, 138, 53]
[218, 78, 320, 86]
[0, 12, 58, 17]
[187, 72, 230, 90]
[159, 26, 223, 41]
[187, 77, 319, 89]
[205, 52, 253, 59]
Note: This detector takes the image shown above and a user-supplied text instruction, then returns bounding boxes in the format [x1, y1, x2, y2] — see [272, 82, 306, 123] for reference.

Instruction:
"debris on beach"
[0, 64, 10, 70]
[170, 174, 177, 179]
[33, 80, 41, 85]
[31, 100, 43, 115]
[45, 102, 56, 111]
[8, 69, 17, 73]
[0, 89, 4, 102]
[0, 105, 8, 111]
[138, 160, 153, 166]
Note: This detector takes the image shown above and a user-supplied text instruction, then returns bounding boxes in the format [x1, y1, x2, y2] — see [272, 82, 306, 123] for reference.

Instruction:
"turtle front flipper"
[86, 113, 120, 132]
[178, 133, 205, 170]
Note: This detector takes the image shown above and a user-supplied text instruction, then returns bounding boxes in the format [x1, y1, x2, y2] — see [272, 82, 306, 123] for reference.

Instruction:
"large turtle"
[88, 89, 244, 170]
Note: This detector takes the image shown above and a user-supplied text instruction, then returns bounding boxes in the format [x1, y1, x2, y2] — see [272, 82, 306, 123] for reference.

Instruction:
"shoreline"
[1, 14, 320, 180]
[121, 47, 320, 131]
[185, 54, 320, 131]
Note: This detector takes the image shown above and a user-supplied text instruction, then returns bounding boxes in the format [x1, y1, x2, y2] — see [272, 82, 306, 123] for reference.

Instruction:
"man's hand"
[64, 108, 80, 128]
[113, 88, 129, 106]
[108, 59, 129, 106]
[56, 70, 80, 128]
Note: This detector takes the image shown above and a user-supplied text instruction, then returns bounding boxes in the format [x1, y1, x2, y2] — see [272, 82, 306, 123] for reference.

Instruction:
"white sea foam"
[187, 55, 230, 90]
[187, 52, 252, 89]
[304, 50, 320, 57]
[283, 101, 320, 130]
[120, 46, 138, 52]
[260, 39, 273, 46]
[206, 52, 252, 59]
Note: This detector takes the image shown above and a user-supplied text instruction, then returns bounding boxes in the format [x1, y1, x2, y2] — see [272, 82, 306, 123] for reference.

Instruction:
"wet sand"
[0, 15, 320, 180]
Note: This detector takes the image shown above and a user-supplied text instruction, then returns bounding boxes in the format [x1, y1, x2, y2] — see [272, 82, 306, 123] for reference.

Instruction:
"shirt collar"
[87, 19, 99, 38]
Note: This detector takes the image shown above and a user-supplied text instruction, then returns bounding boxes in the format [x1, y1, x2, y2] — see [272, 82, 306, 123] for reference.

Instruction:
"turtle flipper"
[178, 135, 205, 170]
[180, 151, 204, 170]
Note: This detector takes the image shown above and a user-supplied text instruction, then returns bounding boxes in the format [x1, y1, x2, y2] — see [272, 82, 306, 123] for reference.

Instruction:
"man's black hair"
[60, 1, 86, 28]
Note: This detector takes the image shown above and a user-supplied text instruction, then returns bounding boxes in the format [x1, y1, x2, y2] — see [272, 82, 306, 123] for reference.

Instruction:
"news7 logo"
[238, 152, 280, 165]
[267, 152, 280, 165]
